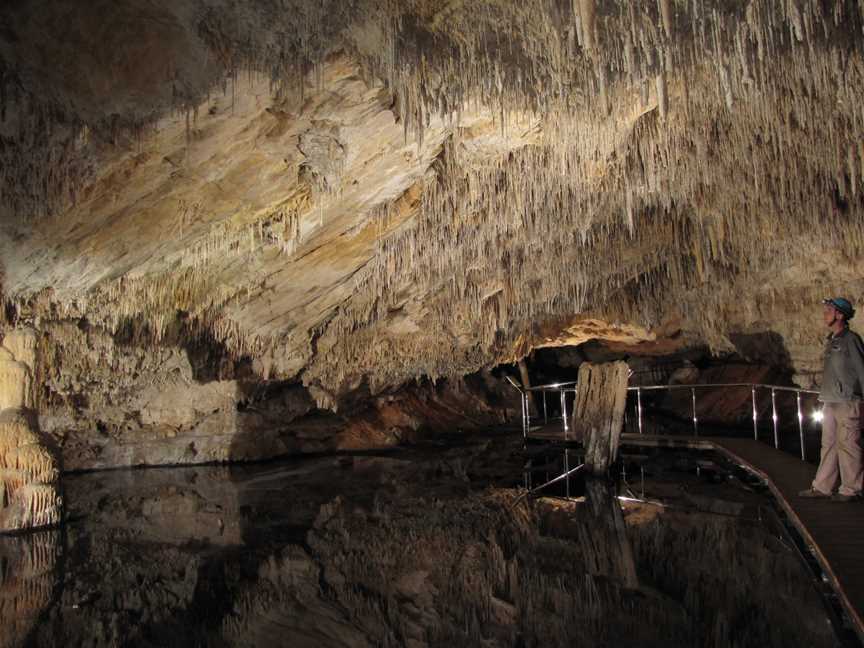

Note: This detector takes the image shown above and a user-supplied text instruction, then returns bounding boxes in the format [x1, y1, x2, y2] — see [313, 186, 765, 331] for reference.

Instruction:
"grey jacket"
[819, 328, 864, 402]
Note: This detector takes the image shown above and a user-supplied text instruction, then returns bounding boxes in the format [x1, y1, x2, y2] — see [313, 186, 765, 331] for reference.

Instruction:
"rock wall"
[24, 318, 510, 470]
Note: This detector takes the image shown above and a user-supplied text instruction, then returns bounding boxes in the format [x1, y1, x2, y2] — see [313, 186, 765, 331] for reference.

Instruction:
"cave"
[1, 1, 863, 646]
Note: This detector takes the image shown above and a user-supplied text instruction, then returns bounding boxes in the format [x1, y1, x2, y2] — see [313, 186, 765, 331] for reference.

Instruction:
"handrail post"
[797, 391, 805, 461]
[771, 389, 779, 449]
[543, 391, 548, 424]
[561, 390, 569, 440]
[691, 387, 698, 436]
[752, 386, 758, 440]
[637, 387, 644, 435]
[522, 393, 528, 438]
[564, 449, 570, 498]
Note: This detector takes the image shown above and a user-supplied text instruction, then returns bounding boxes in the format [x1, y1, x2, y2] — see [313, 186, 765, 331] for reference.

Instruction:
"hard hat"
[823, 297, 856, 320]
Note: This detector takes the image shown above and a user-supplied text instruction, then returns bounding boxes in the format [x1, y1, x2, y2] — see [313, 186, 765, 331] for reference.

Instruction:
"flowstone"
[0, 329, 62, 533]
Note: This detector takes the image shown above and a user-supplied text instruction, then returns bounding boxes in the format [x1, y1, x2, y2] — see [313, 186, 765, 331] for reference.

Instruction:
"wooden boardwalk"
[527, 425, 864, 642]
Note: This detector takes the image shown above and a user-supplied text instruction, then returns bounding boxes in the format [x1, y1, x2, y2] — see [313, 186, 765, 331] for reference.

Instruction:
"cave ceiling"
[2, 0, 864, 402]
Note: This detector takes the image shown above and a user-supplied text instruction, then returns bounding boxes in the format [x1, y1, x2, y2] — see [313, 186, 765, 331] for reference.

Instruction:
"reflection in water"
[0, 530, 59, 648]
[581, 479, 639, 589]
[0, 436, 845, 647]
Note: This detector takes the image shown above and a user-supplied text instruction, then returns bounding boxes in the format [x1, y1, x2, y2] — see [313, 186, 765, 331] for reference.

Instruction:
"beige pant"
[812, 401, 863, 496]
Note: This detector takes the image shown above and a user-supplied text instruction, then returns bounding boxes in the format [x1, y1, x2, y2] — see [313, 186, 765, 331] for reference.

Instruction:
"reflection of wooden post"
[571, 361, 629, 475]
[517, 359, 537, 416]
[583, 479, 639, 589]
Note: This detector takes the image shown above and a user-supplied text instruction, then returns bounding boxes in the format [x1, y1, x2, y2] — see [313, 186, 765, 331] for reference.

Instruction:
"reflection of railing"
[508, 378, 822, 461]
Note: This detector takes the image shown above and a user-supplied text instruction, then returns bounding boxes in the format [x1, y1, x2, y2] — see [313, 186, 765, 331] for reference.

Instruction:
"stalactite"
[579, 0, 598, 53]
[305, 4, 864, 391]
[4, 0, 864, 395]
[660, 0, 674, 39]
[656, 70, 669, 119]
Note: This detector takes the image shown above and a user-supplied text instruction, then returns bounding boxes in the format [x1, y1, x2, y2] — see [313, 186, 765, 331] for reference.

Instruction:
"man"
[799, 297, 864, 501]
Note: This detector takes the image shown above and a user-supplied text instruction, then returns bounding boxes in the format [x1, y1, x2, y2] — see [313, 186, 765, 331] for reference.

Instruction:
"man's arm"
[850, 333, 864, 391]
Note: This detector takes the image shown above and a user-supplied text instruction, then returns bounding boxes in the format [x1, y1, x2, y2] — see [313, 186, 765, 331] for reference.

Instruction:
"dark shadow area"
[111, 312, 255, 383]
[729, 330, 795, 374]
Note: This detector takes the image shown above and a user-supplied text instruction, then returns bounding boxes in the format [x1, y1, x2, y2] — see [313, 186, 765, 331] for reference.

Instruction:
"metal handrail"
[513, 463, 585, 506]
[509, 377, 823, 462]
[630, 382, 818, 395]
[507, 376, 576, 437]
[524, 381, 578, 392]
[628, 382, 821, 461]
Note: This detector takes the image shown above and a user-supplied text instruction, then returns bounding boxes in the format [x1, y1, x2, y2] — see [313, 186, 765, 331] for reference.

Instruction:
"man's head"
[823, 297, 855, 327]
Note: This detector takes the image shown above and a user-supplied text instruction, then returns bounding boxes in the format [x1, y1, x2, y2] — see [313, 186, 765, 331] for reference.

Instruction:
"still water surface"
[0, 434, 847, 647]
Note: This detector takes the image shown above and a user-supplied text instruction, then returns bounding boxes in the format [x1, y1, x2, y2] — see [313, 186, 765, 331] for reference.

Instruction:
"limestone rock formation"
[1, 1, 864, 466]
[0, 329, 62, 532]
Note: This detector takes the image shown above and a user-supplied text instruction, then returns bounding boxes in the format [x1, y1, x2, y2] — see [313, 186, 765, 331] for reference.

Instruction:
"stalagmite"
[0, 331, 61, 533]
[0, 357, 31, 411]
[579, 0, 598, 54]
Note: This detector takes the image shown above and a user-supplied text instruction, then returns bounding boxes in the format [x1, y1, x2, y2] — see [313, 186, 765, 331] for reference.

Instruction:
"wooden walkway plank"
[701, 436, 864, 646]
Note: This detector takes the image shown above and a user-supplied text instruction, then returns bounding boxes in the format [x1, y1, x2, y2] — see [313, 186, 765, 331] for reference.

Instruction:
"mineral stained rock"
[2, 1, 864, 466]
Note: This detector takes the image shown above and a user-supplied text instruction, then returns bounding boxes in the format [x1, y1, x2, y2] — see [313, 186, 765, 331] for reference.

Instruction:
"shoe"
[798, 488, 831, 498]
[831, 493, 862, 502]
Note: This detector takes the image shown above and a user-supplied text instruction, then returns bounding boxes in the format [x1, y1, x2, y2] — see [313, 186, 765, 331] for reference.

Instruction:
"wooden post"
[517, 358, 538, 417]
[571, 361, 630, 475]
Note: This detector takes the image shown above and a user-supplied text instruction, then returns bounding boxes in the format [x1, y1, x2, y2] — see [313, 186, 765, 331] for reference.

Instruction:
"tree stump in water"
[571, 361, 629, 476]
